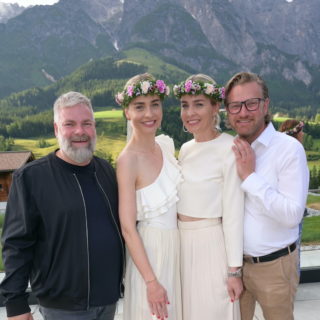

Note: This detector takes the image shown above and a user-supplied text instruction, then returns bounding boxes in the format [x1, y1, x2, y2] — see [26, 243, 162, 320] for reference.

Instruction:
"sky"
[0, 0, 58, 6]
[0, 0, 295, 7]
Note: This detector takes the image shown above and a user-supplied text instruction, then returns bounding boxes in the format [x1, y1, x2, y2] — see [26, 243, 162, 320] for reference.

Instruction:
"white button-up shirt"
[241, 123, 309, 256]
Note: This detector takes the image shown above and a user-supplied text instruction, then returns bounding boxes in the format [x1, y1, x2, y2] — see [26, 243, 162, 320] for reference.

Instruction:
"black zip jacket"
[0, 152, 125, 317]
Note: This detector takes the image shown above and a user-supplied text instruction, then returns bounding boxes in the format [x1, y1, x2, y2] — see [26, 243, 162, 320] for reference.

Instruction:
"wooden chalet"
[0, 151, 35, 202]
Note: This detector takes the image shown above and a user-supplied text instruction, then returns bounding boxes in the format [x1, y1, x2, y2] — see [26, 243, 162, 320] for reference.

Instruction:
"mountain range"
[0, 0, 319, 109]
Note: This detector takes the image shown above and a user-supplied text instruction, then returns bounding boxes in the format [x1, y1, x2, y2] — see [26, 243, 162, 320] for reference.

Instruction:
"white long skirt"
[123, 224, 182, 320]
[179, 218, 240, 320]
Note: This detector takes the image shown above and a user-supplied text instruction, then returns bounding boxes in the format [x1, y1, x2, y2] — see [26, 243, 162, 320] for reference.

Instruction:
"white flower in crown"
[192, 83, 201, 91]
[173, 85, 179, 95]
[205, 83, 214, 95]
[141, 81, 150, 94]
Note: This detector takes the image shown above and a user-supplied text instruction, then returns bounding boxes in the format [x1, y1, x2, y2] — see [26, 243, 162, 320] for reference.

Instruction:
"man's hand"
[8, 312, 33, 320]
[232, 137, 255, 180]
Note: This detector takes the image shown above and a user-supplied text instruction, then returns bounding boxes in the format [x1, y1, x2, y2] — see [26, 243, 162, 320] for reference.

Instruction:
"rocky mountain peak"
[0, 2, 25, 23]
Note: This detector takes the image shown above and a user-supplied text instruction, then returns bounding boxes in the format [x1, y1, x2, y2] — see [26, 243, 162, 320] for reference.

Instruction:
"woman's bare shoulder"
[117, 146, 139, 173]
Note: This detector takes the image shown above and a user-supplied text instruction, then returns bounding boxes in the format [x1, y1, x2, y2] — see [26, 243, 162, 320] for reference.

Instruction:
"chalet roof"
[0, 151, 35, 172]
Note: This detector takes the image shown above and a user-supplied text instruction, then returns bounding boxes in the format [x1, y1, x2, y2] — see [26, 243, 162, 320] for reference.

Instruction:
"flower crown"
[285, 121, 304, 136]
[173, 79, 225, 101]
[115, 79, 170, 107]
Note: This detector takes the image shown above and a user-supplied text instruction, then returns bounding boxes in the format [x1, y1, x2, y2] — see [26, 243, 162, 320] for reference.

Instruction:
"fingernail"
[231, 299, 234, 303]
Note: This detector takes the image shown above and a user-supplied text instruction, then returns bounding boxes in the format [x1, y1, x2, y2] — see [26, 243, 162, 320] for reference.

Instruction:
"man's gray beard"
[58, 134, 96, 164]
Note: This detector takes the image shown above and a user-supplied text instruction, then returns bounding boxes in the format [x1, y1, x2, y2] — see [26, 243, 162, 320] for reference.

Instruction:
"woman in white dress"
[173, 74, 244, 320]
[115, 73, 182, 320]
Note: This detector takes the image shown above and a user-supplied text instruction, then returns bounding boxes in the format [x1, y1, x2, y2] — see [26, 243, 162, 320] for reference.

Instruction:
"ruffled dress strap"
[136, 135, 182, 221]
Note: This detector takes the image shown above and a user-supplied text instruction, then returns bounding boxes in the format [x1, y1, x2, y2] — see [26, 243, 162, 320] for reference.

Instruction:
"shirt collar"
[251, 122, 276, 149]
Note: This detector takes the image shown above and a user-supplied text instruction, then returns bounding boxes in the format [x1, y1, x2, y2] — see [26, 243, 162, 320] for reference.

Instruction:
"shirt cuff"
[5, 296, 31, 317]
[240, 172, 261, 193]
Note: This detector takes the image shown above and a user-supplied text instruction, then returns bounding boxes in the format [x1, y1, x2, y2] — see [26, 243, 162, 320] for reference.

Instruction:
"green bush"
[37, 138, 51, 148]
[302, 216, 320, 244]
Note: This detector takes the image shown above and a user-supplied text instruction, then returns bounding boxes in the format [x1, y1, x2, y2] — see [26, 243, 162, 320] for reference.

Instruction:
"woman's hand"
[146, 279, 169, 319]
[227, 276, 243, 302]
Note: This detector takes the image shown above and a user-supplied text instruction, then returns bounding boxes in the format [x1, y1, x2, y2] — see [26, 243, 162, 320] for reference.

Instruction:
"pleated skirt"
[179, 218, 240, 320]
[123, 224, 182, 320]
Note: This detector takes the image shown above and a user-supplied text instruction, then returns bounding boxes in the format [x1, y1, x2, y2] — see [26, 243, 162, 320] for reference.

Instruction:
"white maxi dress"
[123, 135, 182, 320]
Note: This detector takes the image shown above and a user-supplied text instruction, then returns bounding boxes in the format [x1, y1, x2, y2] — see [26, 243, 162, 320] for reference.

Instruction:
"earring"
[183, 125, 188, 133]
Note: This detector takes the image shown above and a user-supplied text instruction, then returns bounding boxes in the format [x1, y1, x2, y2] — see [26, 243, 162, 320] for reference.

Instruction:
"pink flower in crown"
[127, 86, 134, 97]
[156, 80, 166, 93]
[184, 80, 193, 93]
[220, 87, 225, 99]
[141, 81, 150, 94]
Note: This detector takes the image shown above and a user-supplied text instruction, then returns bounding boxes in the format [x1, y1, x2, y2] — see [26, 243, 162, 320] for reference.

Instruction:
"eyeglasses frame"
[225, 98, 265, 114]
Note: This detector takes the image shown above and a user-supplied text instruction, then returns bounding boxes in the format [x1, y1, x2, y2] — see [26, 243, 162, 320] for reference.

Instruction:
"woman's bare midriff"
[178, 214, 206, 222]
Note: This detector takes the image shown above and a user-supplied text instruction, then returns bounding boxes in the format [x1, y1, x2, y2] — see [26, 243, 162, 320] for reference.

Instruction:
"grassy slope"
[121, 48, 189, 81]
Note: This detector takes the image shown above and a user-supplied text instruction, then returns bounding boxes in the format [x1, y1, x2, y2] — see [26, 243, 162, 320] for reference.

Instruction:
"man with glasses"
[224, 72, 309, 320]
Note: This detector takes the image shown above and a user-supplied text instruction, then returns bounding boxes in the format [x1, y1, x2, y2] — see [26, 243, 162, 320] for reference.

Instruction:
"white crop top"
[177, 133, 244, 266]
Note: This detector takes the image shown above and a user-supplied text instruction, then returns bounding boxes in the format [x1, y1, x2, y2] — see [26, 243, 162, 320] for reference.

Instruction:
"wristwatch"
[227, 268, 242, 278]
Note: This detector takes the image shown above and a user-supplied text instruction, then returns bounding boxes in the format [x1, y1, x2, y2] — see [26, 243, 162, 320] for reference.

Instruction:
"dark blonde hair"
[124, 73, 155, 92]
[120, 73, 166, 108]
[186, 73, 219, 106]
[224, 72, 271, 124]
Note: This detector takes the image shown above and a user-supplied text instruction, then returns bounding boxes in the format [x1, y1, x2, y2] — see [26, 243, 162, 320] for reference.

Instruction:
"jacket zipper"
[73, 174, 91, 310]
[94, 172, 126, 297]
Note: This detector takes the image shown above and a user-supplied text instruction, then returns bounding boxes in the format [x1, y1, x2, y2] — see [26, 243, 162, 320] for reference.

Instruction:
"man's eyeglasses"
[226, 98, 265, 114]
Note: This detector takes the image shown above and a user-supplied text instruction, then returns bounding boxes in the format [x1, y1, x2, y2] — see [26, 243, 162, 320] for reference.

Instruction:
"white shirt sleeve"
[241, 143, 309, 229]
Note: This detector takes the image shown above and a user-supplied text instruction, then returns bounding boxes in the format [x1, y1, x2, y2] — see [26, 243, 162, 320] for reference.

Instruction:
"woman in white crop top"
[115, 73, 182, 320]
[173, 74, 244, 320]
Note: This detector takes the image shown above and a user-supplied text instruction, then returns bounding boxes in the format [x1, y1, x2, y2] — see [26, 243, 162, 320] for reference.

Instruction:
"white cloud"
[0, 1, 59, 7]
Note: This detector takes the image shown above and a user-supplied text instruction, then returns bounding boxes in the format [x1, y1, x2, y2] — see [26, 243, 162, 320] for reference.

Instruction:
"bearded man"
[0, 92, 124, 320]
